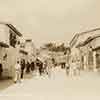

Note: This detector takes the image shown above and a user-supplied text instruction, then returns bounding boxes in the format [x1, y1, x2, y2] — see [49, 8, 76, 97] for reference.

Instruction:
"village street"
[0, 67, 100, 100]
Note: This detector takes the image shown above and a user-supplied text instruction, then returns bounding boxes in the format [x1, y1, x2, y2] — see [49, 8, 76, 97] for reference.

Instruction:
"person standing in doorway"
[14, 61, 21, 83]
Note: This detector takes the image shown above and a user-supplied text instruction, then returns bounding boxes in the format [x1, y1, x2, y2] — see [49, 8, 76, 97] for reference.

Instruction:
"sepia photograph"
[0, 0, 100, 100]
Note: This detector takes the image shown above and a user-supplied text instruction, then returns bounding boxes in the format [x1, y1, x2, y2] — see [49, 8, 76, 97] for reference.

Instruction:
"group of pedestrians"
[35, 57, 53, 77]
[14, 59, 25, 83]
[13, 54, 81, 83]
[14, 59, 35, 83]
[13, 57, 54, 83]
[65, 55, 81, 77]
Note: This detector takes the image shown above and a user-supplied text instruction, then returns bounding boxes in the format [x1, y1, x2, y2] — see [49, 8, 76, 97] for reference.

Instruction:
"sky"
[0, 0, 100, 47]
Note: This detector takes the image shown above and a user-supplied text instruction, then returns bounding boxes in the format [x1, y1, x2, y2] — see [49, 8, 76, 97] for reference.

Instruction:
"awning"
[6, 24, 22, 37]
[93, 46, 100, 51]
[25, 39, 32, 42]
[76, 42, 84, 48]
[0, 42, 9, 48]
[19, 49, 28, 55]
[76, 35, 100, 48]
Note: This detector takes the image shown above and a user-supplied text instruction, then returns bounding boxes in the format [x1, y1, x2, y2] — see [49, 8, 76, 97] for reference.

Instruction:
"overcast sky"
[0, 0, 100, 47]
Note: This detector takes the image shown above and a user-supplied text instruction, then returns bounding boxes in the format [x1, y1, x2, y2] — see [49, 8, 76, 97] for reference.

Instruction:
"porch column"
[93, 51, 97, 72]
[84, 55, 87, 70]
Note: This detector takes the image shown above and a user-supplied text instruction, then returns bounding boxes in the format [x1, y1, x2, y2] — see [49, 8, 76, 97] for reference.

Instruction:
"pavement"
[0, 76, 13, 91]
[0, 67, 100, 100]
[0, 71, 33, 91]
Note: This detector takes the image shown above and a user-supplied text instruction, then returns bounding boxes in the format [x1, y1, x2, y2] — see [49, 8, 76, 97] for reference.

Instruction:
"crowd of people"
[13, 57, 53, 83]
[13, 55, 81, 83]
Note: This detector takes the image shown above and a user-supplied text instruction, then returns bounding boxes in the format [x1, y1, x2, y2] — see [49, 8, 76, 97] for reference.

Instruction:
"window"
[20, 43, 25, 48]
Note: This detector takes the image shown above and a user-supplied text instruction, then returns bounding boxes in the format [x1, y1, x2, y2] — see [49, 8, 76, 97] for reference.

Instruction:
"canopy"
[0, 42, 9, 48]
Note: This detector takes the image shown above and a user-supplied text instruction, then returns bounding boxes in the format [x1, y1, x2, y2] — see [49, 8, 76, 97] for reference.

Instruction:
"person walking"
[0, 63, 3, 79]
[46, 58, 52, 78]
[26, 61, 31, 74]
[30, 61, 35, 72]
[75, 58, 80, 76]
[14, 61, 21, 83]
[20, 59, 25, 79]
[66, 63, 70, 76]
[70, 58, 77, 76]
[38, 59, 43, 76]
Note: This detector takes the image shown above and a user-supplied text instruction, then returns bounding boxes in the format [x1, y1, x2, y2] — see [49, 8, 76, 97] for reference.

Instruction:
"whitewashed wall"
[0, 24, 9, 45]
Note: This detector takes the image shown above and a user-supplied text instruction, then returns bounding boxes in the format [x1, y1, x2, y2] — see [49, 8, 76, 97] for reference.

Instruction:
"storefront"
[93, 47, 100, 69]
[0, 42, 9, 78]
[76, 35, 100, 71]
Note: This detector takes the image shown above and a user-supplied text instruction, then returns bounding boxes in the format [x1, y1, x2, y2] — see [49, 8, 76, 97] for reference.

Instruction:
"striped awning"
[19, 49, 28, 55]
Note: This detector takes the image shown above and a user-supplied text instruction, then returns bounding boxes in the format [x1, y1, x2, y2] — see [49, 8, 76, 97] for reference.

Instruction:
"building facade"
[69, 28, 100, 71]
[24, 39, 36, 63]
[0, 23, 22, 78]
[76, 35, 100, 71]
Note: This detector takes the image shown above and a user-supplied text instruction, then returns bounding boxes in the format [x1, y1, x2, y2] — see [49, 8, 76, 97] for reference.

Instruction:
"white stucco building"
[0, 23, 22, 77]
[69, 28, 100, 71]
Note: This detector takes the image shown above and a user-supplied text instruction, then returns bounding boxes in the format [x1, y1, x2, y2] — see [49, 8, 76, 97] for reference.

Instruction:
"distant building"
[24, 39, 36, 62]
